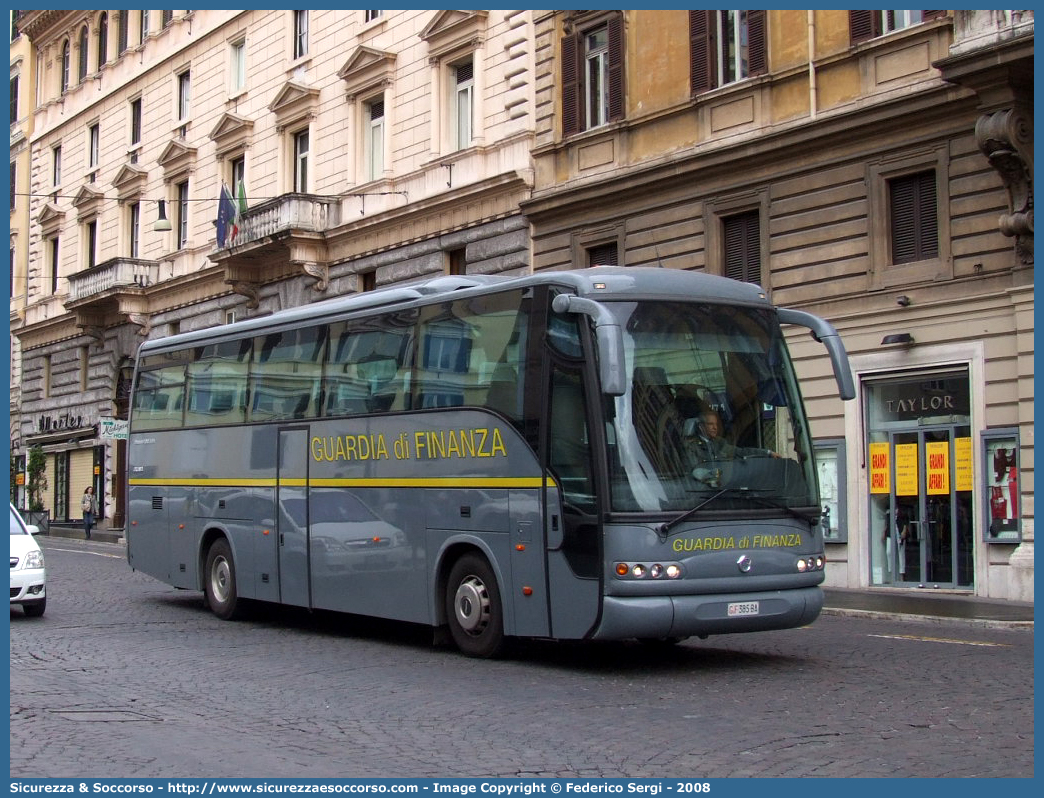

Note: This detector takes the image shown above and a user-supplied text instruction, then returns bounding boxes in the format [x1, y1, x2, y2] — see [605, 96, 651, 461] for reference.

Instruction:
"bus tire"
[446, 553, 507, 658]
[204, 538, 242, 620]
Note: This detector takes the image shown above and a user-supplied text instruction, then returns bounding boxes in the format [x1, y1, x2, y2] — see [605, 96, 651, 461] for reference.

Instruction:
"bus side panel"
[127, 487, 171, 583]
[309, 486, 428, 623]
[544, 489, 600, 640]
[166, 489, 195, 589]
[506, 489, 550, 637]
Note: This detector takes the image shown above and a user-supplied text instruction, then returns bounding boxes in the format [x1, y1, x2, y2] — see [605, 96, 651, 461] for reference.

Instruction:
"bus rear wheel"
[446, 553, 506, 658]
[204, 538, 243, 620]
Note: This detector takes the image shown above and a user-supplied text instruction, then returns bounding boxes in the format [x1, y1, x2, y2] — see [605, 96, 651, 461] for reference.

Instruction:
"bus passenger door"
[543, 363, 602, 639]
[277, 427, 311, 608]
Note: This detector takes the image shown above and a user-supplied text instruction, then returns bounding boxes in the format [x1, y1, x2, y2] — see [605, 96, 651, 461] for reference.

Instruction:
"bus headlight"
[613, 562, 684, 579]
[796, 555, 825, 573]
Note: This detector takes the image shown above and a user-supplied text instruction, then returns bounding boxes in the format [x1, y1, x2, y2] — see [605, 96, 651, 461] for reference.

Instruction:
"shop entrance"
[868, 372, 974, 589]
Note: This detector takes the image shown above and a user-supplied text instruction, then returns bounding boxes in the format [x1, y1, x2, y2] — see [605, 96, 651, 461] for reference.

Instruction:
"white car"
[10, 503, 46, 617]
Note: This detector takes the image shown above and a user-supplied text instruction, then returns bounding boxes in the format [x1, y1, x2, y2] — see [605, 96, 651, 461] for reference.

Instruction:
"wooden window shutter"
[922, 10, 947, 22]
[723, 211, 761, 284]
[890, 171, 938, 264]
[561, 31, 580, 137]
[849, 11, 880, 44]
[747, 10, 768, 76]
[606, 14, 624, 122]
[587, 243, 619, 267]
[689, 10, 715, 96]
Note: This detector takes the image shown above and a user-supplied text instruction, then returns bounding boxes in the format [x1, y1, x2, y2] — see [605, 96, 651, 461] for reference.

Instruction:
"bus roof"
[137, 267, 771, 356]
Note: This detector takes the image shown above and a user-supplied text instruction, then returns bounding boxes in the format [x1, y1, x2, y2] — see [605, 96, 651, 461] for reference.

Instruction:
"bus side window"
[549, 369, 595, 511]
[250, 328, 325, 422]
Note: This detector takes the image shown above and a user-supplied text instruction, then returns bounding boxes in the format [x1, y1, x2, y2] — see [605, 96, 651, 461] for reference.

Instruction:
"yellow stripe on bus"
[129, 476, 557, 489]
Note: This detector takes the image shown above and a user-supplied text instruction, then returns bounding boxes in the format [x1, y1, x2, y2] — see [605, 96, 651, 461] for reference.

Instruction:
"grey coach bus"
[127, 267, 854, 657]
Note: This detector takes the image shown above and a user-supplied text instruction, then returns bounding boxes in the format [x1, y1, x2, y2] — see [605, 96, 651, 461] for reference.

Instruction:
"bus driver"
[686, 409, 779, 464]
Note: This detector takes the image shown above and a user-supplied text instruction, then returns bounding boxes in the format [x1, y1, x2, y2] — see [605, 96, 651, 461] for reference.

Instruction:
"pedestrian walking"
[81, 486, 98, 540]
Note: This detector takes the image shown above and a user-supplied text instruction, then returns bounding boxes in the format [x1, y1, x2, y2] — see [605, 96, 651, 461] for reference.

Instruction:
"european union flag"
[216, 183, 235, 248]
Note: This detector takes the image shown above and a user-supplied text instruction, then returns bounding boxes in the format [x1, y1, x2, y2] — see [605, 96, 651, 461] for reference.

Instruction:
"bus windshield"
[605, 300, 817, 514]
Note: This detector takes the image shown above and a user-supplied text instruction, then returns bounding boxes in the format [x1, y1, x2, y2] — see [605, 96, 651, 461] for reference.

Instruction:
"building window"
[60, 40, 70, 93]
[49, 236, 59, 293]
[364, 11, 383, 23]
[448, 248, 466, 275]
[587, 242, 619, 267]
[293, 11, 309, 59]
[175, 180, 189, 249]
[128, 201, 140, 258]
[562, 14, 623, 136]
[230, 39, 246, 94]
[80, 347, 89, 391]
[361, 271, 376, 292]
[366, 98, 385, 181]
[292, 130, 309, 192]
[584, 27, 609, 129]
[850, 10, 947, 44]
[177, 70, 191, 121]
[889, 171, 938, 265]
[138, 10, 149, 44]
[162, 10, 173, 28]
[52, 145, 62, 187]
[10, 74, 18, 123]
[85, 220, 97, 269]
[42, 355, 52, 399]
[10, 161, 15, 208]
[78, 25, 89, 82]
[230, 156, 245, 195]
[690, 10, 767, 96]
[88, 123, 100, 169]
[452, 59, 474, 151]
[97, 12, 108, 69]
[117, 11, 128, 55]
[130, 97, 142, 145]
[722, 210, 761, 284]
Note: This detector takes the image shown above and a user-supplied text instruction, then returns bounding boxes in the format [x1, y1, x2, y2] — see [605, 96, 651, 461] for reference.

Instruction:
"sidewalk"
[822, 586, 1034, 628]
[42, 526, 1032, 628]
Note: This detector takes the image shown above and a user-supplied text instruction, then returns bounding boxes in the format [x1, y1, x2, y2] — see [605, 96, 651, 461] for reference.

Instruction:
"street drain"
[50, 709, 160, 722]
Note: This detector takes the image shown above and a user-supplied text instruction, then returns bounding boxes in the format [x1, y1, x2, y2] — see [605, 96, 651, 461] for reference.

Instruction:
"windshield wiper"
[656, 487, 816, 539]
[742, 494, 820, 525]
[657, 487, 739, 538]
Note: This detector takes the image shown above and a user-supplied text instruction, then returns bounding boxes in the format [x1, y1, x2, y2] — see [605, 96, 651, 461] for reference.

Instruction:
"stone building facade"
[11, 10, 1033, 602]
[13, 9, 539, 530]
[523, 10, 1033, 600]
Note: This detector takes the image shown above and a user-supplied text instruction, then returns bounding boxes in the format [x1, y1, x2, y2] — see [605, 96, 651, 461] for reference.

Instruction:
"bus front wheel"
[204, 539, 242, 620]
[446, 553, 506, 658]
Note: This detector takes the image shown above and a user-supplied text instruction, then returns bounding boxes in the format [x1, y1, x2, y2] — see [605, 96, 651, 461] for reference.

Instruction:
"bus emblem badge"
[736, 555, 753, 573]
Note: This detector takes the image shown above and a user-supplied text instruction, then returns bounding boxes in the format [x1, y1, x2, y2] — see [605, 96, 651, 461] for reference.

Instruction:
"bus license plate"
[727, 601, 759, 617]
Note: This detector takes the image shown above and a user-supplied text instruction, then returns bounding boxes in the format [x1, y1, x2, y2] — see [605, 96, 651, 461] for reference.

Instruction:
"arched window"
[117, 11, 128, 55]
[60, 40, 71, 92]
[97, 13, 108, 69]
[78, 25, 89, 81]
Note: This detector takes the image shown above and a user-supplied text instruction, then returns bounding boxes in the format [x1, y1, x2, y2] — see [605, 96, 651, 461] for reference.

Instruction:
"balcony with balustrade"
[210, 193, 342, 307]
[64, 257, 159, 339]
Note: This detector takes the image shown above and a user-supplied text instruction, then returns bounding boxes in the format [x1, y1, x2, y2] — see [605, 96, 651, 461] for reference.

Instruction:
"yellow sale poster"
[894, 443, 919, 496]
[869, 441, 890, 494]
[954, 437, 973, 491]
[926, 440, 950, 495]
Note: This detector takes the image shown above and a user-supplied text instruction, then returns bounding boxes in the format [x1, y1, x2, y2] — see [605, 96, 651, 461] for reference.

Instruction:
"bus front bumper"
[592, 586, 823, 640]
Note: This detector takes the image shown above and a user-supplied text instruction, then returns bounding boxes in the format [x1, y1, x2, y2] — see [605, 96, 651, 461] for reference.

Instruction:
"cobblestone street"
[9, 539, 1033, 779]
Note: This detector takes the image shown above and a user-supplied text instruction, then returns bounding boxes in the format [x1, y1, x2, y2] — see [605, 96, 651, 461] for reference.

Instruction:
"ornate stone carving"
[127, 313, 152, 336]
[230, 280, 260, 309]
[302, 262, 329, 292]
[975, 108, 1034, 266]
[80, 325, 105, 343]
